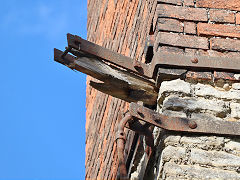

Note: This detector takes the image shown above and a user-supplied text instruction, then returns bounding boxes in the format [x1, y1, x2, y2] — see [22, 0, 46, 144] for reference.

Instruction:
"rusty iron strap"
[65, 33, 240, 80]
[66, 33, 150, 78]
[116, 113, 133, 180]
[147, 52, 240, 79]
[116, 114, 154, 180]
[129, 103, 240, 136]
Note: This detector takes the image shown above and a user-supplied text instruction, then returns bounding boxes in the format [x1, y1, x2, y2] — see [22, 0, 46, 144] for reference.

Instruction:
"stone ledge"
[162, 95, 229, 118]
[162, 162, 240, 179]
[191, 148, 240, 168]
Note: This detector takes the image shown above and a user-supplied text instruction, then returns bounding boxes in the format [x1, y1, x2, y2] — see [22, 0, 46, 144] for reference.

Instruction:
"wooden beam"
[54, 49, 158, 106]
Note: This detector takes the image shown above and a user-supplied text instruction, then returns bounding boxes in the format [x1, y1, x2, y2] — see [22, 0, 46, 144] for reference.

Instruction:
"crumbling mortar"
[184, 147, 192, 165]
[195, 94, 240, 104]
[192, 86, 240, 103]
[162, 101, 229, 119]
[224, 149, 240, 157]
[179, 138, 225, 151]
[158, 92, 192, 104]
[154, 131, 170, 179]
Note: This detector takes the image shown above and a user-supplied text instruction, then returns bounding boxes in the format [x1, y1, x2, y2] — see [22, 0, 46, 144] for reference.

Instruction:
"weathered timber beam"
[54, 49, 158, 105]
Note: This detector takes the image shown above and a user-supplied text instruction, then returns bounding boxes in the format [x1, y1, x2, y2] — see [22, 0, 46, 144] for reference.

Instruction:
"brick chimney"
[85, 0, 240, 179]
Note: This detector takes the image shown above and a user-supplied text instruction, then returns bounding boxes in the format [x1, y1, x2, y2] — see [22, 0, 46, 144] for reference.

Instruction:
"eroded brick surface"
[236, 13, 240, 24]
[157, 32, 208, 49]
[158, 18, 183, 32]
[196, 0, 240, 11]
[209, 9, 235, 23]
[210, 38, 240, 52]
[184, 22, 196, 34]
[157, 4, 208, 21]
[184, 0, 194, 7]
[198, 23, 240, 38]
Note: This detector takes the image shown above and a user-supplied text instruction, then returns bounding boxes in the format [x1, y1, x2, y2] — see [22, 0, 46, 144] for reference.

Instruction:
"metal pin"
[191, 58, 198, 64]
[188, 121, 197, 129]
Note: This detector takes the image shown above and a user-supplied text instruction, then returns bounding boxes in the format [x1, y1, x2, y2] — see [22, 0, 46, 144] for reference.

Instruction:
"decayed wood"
[54, 49, 158, 105]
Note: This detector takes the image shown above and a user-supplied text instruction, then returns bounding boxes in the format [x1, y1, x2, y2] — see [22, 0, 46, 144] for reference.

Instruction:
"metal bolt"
[133, 60, 144, 74]
[133, 60, 142, 69]
[61, 47, 72, 58]
[191, 58, 198, 64]
[188, 121, 197, 129]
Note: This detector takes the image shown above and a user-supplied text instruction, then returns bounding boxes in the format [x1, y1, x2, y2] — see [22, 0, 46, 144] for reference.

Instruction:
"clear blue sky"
[0, 0, 87, 179]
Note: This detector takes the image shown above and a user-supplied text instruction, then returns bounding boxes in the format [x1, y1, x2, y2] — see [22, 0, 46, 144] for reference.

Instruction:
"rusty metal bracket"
[129, 103, 240, 136]
[116, 100, 240, 180]
[116, 112, 154, 180]
[54, 33, 240, 135]
[57, 33, 240, 81]
[116, 102, 240, 180]
[66, 33, 149, 78]
[54, 34, 240, 135]
[146, 52, 240, 80]
[116, 113, 133, 180]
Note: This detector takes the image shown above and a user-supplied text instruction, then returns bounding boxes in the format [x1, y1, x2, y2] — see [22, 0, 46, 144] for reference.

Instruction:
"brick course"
[157, 32, 209, 49]
[209, 9, 235, 23]
[157, 4, 208, 21]
[197, 23, 240, 39]
[196, 0, 240, 11]
[210, 38, 240, 52]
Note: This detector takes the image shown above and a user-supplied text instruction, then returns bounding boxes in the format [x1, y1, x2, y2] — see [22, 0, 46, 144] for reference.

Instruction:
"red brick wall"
[156, 0, 240, 57]
[156, 0, 240, 85]
[86, 0, 157, 179]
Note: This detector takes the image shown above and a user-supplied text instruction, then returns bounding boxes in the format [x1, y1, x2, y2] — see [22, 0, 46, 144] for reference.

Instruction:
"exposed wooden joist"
[54, 49, 158, 106]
